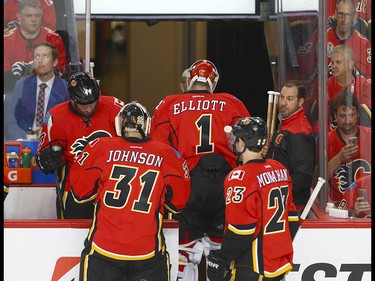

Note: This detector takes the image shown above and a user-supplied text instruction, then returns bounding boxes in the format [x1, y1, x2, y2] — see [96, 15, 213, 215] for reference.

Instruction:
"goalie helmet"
[115, 101, 151, 139]
[232, 117, 267, 149]
[187, 59, 219, 93]
[68, 72, 100, 105]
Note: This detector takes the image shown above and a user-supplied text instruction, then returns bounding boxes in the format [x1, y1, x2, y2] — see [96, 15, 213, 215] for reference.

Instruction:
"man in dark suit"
[5, 41, 69, 140]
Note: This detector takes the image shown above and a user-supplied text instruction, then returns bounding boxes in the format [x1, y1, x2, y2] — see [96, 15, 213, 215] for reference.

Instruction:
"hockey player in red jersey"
[36, 72, 125, 219]
[70, 101, 190, 281]
[207, 117, 300, 281]
[149, 59, 250, 280]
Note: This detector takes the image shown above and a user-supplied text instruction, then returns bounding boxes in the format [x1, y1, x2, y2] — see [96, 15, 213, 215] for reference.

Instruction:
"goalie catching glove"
[207, 250, 232, 281]
[36, 145, 65, 174]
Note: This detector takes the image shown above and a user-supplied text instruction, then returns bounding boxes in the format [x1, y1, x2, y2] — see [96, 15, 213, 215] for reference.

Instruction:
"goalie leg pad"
[177, 239, 205, 281]
[177, 253, 199, 281]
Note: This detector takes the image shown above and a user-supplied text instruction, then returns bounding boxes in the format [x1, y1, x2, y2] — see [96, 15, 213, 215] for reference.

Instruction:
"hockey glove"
[36, 146, 65, 174]
[11, 61, 33, 77]
[207, 250, 232, 281]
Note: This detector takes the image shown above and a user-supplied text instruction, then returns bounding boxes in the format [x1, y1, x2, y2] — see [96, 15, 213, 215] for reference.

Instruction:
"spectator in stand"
[308, 44, 371, 134]
[149, 59, 250, 280]
[35, 72, 125, 219]
[70, 102, 190, 281]
[206, 117, 300, 281]
[4, 0, 56, 31]
[264, 80, 315, 213]
[179, 68, 189, 93]
[3, 0, 67, 92]
[326, 0, 371, 39]
[327, 0, 371, 78]
[327, 91, 371, 203]
[343, 174, 371, 218]
[328, 44, 371, 128]
[5, 41, 69, 140]
[297, 0, 371, 116]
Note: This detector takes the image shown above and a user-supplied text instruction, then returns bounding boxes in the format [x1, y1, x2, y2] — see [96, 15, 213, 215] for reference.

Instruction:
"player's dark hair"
[282, 80, 306, 99]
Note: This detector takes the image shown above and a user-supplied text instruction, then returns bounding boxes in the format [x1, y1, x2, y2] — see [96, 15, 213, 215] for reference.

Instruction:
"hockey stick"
[47, 117, 65, 219]
[300, 177, 326, 219]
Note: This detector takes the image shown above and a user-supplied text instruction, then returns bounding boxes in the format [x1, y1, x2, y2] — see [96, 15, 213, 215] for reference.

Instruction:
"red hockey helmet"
[187, 59, 219, 93]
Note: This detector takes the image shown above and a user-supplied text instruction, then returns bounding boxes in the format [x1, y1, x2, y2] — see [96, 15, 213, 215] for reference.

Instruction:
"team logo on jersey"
[334, 159, 371, 194]
[70, 130, 112, 159]
[275, 133, 283, 145]
[297, 42, 313, 56]
[228, 170, 245, 180]
[70, 80, 77, 87]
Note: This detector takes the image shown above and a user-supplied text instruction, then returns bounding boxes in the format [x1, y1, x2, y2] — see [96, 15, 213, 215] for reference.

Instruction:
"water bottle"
[21, 147, 32, 168]
[8, 152, 19, 168]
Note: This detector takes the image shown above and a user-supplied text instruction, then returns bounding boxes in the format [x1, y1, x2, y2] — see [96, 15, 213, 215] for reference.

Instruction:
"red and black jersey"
[327, 126, 372, 202]
[266, 107, 315, 208]
[149, 91, 250, 170]
[327, 26, 371, 78]
[37, 96, 125, 193]
[4, 26, 67, 72]
[70, 136, 190, 258]
[4, 0, 56, 30]
[220, 158, 299, 278]
[343, 174, 371, 218]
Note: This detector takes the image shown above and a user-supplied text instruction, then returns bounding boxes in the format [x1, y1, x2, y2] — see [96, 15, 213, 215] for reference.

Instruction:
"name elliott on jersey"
[106, 149, 163, 167]
[173, 98, 227, 115]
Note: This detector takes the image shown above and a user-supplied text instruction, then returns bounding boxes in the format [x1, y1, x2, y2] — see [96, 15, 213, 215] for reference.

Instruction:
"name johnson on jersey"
[106, 149, 163, 167]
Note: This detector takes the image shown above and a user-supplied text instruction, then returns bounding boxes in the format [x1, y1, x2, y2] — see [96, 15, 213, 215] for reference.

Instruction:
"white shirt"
[32, 76, 56, 129]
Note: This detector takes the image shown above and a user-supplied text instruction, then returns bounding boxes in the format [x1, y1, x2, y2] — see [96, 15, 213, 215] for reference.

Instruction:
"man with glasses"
[327, 0, 371, 78]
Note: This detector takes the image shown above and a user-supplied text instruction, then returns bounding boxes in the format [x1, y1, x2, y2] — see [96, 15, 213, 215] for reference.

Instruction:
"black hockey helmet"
[232, 117, 267, 149]
[115, 101, 151, 139]
[68, 72, 100, 105]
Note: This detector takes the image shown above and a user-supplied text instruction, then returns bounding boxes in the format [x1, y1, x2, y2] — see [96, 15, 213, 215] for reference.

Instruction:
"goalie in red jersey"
[207, 117, 300, 281]
[150, 59, 250, 280]
[70, 102, 190, 281]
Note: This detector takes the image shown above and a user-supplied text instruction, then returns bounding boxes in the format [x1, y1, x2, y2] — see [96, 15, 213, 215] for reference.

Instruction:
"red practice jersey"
[37, 96, 125, 192]
[4, 26, 67, 73]
[327, 126, 372, 202]
[220, 159, 299, 278]
[343, 174, 371, 218]
[70, 136, 190, 258]
[149, 91, 250, 170]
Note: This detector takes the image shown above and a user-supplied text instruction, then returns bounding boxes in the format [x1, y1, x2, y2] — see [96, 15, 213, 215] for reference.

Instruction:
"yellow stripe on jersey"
[227, 223, 255, 236]
[92, 242, 155, 260]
